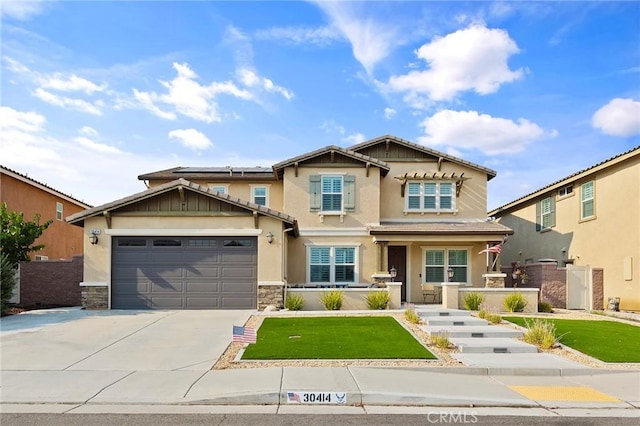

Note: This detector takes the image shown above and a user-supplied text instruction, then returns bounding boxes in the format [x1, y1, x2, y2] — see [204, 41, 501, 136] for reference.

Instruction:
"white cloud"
[38, 73, 107, 94]
[78, 126, 99, 137]
[132, 62, 254, 123]
[0, 0, 51, 20]
[168, 128, 213, 151]
[254, 25, 341, 46]
[0, 105, 46, 133]
[383, 107, 396, 120]
[131, 89, 177, 120]
[385, 25, 524, 103]
[321, 120, 346, 135]
[32, 88, 103, 115]
[418, 109, 545, 155]
[74, 136, 122, 154]
[342, 133, 366, 145]
[314, 1, 398, 73]
[237, 68, 294, 100]
[592, 98, 640, 137]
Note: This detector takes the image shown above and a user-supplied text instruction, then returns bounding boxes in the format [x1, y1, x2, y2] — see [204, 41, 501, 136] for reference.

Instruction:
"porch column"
[377, 241, 389, 272]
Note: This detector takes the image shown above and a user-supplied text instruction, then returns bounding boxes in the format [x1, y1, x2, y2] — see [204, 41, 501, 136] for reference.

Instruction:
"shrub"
[365, 291, 391, 310]
[504, 292, 528, 313]
[1, 253, 17, 315]
[485, 312, 502, 324]
[463, 292, 485, 311]
[432, 331, 451, 349]
[522, 318, 563, 349]
[284, 294, 304, 311]
[320, 290, 344, 310]
[404, 304, 422, 324]
[538, 301, 554, 313]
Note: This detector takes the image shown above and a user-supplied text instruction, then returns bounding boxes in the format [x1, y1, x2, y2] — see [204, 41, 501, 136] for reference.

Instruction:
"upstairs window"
[252, 186, 268, 206]
[56, 202, 63, 221]
[581, 181, 595, 219]
[406, 181, 455, 212]
[536, 196, 555, 231]
[309, 175, 356, 213]
[558, 185, 573, 198]
[208, 184, 228, 194]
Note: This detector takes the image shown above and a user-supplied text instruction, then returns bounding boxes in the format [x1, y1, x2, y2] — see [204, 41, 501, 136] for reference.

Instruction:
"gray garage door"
[112, 236, 257, 309]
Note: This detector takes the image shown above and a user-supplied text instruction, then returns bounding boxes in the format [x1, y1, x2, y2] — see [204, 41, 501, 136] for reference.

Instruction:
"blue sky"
[2, 1, 639, 210]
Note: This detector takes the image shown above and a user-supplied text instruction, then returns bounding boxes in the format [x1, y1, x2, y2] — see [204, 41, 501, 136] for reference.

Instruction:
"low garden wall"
[458, 287, 539, 313]
[285, 283, 401, 311]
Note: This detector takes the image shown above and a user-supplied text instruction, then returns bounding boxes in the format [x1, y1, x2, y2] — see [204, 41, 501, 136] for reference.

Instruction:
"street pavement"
[1, 307, 639, 417]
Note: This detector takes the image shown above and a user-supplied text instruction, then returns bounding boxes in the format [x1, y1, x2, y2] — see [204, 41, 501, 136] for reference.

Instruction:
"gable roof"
[348, 135, 497, 180]
[1, 165, 92, 208]
[489, 145, 640, 216]
[66, 178, 299, 236]
[138, 166, 276, 181]
[272, 145, 391, 178]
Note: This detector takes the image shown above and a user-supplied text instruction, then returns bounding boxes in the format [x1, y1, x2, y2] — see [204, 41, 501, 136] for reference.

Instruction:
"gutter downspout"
[282, 227, 294, 303]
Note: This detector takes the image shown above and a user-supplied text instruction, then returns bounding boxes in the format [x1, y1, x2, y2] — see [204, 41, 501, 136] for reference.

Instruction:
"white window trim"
[404, 181, 457, 214]
[320, 175, 344, 213]
[420, 246, 471, 285]
[580, 181, 595, 220]
[540, 197, 553, 230]
[557, 184, 574, 199]
[305, 244, 360, 285]
[56, 202, 63, 221]
[250, 184, 270, 207]
[208, 183, 229, 194]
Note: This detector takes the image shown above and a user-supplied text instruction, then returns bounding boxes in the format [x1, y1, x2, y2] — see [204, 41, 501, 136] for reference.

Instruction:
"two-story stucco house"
[67, 135, 512, 310]
[1, 165, 91, 260]
[489, 146, 640, 312]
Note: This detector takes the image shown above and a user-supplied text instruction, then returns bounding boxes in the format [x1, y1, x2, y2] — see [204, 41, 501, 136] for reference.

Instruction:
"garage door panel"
[186, 282, 220, 293]
[112, 236, 256, 309]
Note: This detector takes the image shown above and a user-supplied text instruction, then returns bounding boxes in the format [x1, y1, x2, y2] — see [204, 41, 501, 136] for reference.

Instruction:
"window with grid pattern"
[581, 181, 594, 219]
[406, 181, 455, 212]
[308, 246, 356, 284]
[321, 176, 343, 212]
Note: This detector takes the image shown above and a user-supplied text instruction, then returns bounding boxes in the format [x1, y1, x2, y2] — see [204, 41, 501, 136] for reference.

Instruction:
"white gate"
[566, 265, 591, 309]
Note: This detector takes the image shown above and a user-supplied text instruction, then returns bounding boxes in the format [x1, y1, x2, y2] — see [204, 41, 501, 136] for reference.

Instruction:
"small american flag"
[232, 325, 257, 344]
[287, 392, 301, 403]
[479, 243, 503, 255]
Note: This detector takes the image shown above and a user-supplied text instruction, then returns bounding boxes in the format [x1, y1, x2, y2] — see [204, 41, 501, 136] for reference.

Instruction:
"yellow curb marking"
[508, 386, 620, 402]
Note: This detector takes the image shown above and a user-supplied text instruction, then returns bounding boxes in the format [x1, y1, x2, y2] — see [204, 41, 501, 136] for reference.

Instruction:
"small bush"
[320, 290, 344, 310]
[485, 312, 502, 324]
[504, 292, 528, 313]
[284, 294, 304, 311]
[1, 254, 17, 315]
[432, 331, 451, 349]
[365, 291, 390, 310]
[538, 301, 554, 313]
[478, 308, 487, 319]
[404, 304, 422, 324]
[463, 292, 485, 311]
[522, 318, 562, 349]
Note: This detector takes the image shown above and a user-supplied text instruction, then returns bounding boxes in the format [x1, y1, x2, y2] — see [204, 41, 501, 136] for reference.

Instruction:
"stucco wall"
[495, 154, 639, 311]
[458, 288, 539, 313]
[286, 286, 400, 310]
[1, 173, 87, 259]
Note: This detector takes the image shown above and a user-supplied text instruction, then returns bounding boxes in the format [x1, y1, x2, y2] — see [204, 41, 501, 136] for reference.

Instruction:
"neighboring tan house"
[489, 146, 640, 312]
[67, 135, 512, 310]
[1, 165, 91, 260]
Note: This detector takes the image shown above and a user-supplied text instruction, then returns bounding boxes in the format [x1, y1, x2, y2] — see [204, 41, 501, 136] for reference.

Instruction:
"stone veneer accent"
[592, 268, 604, 310]
[81, 285, 108, 309]
[483, 273, 506, 288]
[258, 283, 284, 311]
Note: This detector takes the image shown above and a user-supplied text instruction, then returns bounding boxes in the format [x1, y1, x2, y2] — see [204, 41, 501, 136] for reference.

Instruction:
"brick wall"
[19, 255, 83, 308]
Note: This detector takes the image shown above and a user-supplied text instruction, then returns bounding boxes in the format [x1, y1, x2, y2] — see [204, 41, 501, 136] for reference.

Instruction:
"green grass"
[241, 316, 436, 360]
[504, 317, 640, 362]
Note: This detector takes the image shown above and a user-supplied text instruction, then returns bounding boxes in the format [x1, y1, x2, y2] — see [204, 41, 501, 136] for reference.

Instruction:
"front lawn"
[241, 316, 436, 360]
[504, 317, 640, 362]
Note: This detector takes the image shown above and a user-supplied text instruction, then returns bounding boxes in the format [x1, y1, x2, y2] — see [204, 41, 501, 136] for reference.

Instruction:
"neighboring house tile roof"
[348, 135, 497, 180]
[66, 178, 299, 235]
[368, 220, 514, 236]
[272, 145, 391, 178]
[138, 166, 276, 181]
[489, 145, 640, 215]
[0, 165, 92, 208]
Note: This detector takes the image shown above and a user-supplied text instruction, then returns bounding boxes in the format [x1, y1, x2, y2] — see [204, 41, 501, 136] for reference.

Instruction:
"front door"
[388, 246, 407, 302]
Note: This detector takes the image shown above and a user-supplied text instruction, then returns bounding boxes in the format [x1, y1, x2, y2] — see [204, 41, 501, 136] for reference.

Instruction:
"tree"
[1, 253, 17, 314]
[0, 202, 53, 267]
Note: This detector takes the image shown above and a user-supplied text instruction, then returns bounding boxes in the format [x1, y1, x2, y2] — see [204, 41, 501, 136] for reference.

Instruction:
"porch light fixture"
[447, 266, 454, 281]
[89, 230, 99, 245]
[266, 232, 274, 244]
[390, 266, 397, 282]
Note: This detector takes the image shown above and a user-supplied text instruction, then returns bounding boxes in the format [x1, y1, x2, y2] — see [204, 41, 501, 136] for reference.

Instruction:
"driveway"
[0, 308, 254, 371]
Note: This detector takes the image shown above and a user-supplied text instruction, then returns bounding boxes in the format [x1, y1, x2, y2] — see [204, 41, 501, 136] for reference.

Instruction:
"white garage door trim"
[105, 228, 263, 236]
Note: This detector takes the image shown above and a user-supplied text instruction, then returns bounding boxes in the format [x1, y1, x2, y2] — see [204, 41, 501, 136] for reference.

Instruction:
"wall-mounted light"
[447, 266, 455, 281]
[89, 230, 99, 245]
[389, 266, 397, 282]
[266, 232, 274, 244]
